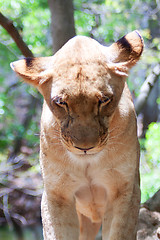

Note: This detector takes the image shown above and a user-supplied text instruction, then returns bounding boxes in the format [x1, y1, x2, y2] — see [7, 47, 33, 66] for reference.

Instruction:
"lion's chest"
[75, 183, 107, 223]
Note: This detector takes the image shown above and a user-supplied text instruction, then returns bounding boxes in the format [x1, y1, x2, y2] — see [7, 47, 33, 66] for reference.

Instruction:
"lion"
[11, 30, 143, 240]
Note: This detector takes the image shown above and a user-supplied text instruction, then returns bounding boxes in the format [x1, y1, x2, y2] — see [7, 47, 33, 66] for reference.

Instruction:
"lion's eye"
[99, 97, 111, 105]
[51, 96, 67, 107]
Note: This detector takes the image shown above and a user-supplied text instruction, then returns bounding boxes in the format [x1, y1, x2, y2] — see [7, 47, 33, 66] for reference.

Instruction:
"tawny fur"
[11, 31, 143, 240]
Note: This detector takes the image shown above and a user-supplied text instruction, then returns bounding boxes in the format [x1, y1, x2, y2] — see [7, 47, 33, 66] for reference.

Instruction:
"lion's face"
[10, 31, 143, 155]
[48, 62, 125, 155]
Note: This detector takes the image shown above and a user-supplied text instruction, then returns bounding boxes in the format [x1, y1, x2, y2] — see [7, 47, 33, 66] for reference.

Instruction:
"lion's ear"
[10, 56, 53, 86]
[106, 31, 144, 76]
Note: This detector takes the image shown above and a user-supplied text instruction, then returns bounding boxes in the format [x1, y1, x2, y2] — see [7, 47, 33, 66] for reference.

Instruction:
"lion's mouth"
[61, 134, 108, 156]
[64, 142, 103, 156]
[74, 146, 95, 155]
[70, 146, 97, 155]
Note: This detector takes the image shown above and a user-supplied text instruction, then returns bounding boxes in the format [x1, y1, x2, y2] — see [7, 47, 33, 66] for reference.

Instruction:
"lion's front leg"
[77, 211, 101, 240]
[41, 191, 79, 240]
[102, 182, 140, 240]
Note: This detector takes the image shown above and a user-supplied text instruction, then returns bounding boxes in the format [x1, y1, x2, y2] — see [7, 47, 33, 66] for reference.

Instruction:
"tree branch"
[0, 12, 34, 57]
[142, 189, 160, 212]
[0, 12, 39, 158]
[135, 64, 160, 115]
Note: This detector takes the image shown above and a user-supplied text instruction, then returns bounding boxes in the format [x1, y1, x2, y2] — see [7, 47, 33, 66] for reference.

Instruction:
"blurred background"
[0, 0, 160, 239]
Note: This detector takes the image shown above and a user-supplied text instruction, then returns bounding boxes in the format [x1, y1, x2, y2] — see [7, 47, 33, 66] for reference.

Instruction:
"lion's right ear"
[10, 56, 54, 86]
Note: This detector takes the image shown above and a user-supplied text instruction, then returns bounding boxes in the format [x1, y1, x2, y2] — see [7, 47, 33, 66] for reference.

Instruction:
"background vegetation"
[0, 0, 160, 239]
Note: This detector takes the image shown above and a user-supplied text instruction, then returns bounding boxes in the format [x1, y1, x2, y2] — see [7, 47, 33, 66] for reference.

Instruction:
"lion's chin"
[66, 148, 105, 164]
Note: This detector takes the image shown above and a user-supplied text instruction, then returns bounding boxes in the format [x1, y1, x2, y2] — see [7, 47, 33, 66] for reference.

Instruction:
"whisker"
[108, 126, 120, 134]
[50, 143, 63, 146]
[107, 141, 126, 146]
[108, 132, 123, 140]
[40, 134, 61, 140]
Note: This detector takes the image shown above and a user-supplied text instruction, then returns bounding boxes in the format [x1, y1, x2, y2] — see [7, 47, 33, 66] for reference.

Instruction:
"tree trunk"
[135, 64, 160, 116]
[48, 0, 76, 53]
[139, 0, 160, 133]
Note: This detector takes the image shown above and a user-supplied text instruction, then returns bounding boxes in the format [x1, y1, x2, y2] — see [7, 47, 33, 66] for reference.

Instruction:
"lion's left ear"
[106, 30, 144, 76]
[10, 56, 54, 86]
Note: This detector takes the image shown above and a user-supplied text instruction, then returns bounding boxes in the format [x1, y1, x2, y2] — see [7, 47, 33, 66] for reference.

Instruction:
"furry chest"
[75, 184, 107, 223]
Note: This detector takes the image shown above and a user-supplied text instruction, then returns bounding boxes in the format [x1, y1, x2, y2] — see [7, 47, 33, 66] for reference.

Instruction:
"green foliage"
[140, 122, 160, 202]
[0, 82, 41, 152]
[24, 119, 40, 147]
[0, 225, 42, 240]
[145, 122, 160, 167]
[74, 11, 96, 36]
[75, 0, 144, 42]
[0, 0, 48, 153]
[0, 0, 52, 57]
[140, 168, 160, 203]
[0, 91, 18, 150]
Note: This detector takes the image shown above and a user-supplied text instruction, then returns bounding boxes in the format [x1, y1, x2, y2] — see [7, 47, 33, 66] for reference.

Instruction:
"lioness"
[11, 31, 143, 240]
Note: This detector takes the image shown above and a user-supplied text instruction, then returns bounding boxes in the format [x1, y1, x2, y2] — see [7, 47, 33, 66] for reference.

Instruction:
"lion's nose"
[70, 125, 99, 150]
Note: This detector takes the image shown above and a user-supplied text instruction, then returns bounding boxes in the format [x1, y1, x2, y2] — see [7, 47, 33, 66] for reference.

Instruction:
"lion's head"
[11, 31, 143, 155]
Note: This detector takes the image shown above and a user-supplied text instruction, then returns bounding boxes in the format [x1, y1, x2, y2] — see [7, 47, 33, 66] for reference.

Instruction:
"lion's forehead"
[52, 59, 110, 82]
[50, 63, 113, 100]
